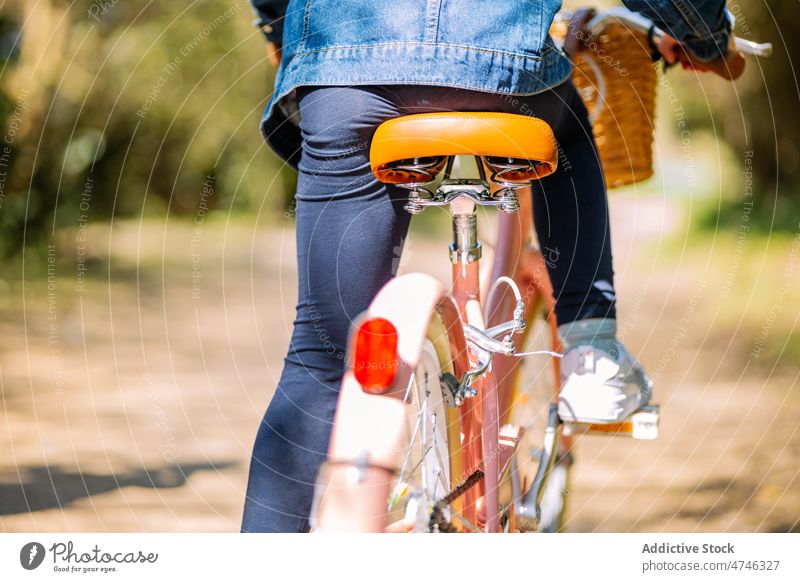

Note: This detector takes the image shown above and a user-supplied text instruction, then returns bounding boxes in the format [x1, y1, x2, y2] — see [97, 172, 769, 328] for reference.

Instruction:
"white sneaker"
[556, 318, 652, 424]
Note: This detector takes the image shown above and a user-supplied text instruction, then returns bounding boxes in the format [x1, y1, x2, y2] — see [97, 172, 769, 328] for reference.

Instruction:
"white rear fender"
[366, 272, 449, 392]
[315, 274, 463, 531]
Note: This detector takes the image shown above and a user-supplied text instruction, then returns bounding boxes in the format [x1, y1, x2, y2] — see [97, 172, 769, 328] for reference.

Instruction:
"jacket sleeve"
[621, 0, 732, 62]
[249, 0, 289, 44]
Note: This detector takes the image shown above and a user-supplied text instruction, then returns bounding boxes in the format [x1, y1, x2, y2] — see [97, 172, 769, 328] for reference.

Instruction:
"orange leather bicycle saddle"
[370, 112, 558, 184]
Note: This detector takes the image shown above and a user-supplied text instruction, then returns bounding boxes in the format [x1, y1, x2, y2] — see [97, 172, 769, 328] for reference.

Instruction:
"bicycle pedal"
[563, 405, 659, 440]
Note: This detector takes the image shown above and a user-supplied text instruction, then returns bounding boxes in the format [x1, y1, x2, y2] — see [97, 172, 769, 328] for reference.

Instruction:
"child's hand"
[563, 8, 596, 58]
[656, 33, 744, 80]
[267, 42, 283, 67]
[655, 33, 680, 64]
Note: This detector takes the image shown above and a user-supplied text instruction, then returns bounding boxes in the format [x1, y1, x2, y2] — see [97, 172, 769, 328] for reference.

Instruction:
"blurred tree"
[4, 0, 795, 256]
[687, 0, 800, 230]
[731, 1, 799, 190]
[0, 0, 291, 256]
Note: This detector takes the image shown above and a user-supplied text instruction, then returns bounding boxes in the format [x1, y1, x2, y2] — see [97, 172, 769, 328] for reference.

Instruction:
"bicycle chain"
[428, 468, 484, 533]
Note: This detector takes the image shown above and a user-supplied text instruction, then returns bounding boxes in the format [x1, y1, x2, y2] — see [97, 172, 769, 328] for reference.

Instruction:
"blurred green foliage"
[0, 0, 797, 259]
[661, 0, 800, 231]
[0, 0, 291, 256]
[720, 1, 799, 197]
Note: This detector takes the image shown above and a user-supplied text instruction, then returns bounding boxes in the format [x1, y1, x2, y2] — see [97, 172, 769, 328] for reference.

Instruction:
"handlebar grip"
[734, 38, 773, 58]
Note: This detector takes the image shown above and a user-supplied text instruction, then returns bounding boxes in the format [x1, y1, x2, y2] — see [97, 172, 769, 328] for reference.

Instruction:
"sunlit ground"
[1, 187, 797, 532]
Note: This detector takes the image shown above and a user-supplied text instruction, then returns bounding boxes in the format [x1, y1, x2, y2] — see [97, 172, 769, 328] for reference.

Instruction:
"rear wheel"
[385, 313, 463, 532]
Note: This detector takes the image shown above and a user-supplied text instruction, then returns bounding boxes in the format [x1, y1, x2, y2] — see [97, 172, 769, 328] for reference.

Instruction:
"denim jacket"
[250, 1, 731, 166]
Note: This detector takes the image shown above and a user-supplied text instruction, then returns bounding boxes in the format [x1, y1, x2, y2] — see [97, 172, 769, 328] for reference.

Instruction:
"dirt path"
[1, 195, 798, 532]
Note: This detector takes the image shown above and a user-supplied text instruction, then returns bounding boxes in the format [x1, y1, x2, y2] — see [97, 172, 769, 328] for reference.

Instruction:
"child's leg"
[521, 81, 652, 423]
[527, 81, 617, 325]
[241, 87, 411, 532]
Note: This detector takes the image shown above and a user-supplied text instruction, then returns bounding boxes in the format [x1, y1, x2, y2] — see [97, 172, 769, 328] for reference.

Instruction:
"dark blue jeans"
[241, 81, 615, 532]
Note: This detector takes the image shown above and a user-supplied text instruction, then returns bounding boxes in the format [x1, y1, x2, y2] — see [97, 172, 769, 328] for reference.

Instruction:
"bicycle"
[309, 8, 772, 533]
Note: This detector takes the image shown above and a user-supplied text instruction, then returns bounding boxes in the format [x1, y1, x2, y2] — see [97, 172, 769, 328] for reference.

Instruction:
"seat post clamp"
[449, 243, 482, 264]
[449, 213, 481, 264]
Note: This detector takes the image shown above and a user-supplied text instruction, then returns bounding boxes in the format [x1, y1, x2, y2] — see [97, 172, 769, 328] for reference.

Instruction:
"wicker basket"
[552, 17, 658, 189]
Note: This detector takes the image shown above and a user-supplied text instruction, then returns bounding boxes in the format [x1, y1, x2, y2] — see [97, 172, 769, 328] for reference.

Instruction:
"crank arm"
[515, 403, 560, 530]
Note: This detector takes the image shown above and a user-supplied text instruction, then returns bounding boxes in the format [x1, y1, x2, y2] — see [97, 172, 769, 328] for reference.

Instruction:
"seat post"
[449, 196, 481, 267]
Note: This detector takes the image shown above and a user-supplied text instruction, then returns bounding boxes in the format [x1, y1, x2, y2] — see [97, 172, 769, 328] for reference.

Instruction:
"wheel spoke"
[392, 400, 425, 510]
[389, 341, 453, 529]
[404, 443, 434, 482]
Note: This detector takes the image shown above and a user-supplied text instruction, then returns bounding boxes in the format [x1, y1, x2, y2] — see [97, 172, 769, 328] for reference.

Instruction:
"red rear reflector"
[353, 318, 399, 393]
